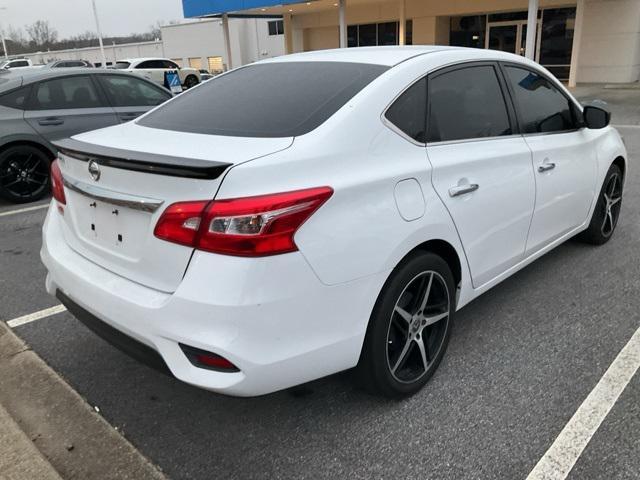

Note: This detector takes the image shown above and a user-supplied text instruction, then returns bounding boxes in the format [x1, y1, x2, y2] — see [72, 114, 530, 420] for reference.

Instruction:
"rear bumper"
[41, 205, 385, 396]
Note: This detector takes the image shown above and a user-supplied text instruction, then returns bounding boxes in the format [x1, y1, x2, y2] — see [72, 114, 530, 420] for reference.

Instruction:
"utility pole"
[0, 7, 9, 59]
[91, 0, 107, 67]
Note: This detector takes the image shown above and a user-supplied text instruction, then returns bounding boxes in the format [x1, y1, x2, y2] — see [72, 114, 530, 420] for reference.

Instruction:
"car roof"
[0, 68, 158, 92]
[117, 58, 170, 64]
[260, 45, 534, 68]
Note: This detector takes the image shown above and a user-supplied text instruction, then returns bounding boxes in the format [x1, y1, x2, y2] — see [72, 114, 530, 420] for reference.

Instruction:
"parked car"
[114, 58, 200, 89]
[198, 69, 215, 81]
[0, 68, 172, 203]
[43, 60, 94, 69]
[42, 47, 626, 398]
[0, 58, 33, 70]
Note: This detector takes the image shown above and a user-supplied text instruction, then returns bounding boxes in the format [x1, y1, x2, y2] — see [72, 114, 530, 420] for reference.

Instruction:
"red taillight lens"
[50, 159, 66, 205]
[154, 187, 333, 257]
[153, 200, 208, 246]
[179, 343, 239, 372]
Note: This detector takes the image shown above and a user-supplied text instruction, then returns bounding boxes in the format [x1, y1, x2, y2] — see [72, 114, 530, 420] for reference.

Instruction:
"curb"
[0, 321, 167, 480]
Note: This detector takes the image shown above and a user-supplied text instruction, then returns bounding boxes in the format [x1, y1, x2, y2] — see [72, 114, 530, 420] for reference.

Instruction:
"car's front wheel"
[577, 163, 623, 245]
[0, 145, 51, 203]
[357, 252, 455, 398]
[184, 75, 199, 89]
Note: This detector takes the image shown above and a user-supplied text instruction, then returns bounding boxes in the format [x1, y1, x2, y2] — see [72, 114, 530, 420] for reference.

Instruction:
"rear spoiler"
[52, 138, 231, 180]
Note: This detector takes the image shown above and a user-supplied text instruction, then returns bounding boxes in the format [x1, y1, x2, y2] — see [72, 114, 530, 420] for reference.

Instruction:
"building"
[182, 0, 640, 86]
[16, 17, 285, 72]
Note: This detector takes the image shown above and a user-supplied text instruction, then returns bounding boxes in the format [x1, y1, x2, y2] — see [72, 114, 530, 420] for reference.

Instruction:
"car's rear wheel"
[576, 163, 623, 245]
[184, 75, 199, 89]
[0, 145, 51, 203]
[357, 252, 455, 398]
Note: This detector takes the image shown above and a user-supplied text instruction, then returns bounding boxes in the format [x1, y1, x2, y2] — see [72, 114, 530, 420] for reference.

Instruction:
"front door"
[501, 64, 598, 253]
[426, 63, 536, 288]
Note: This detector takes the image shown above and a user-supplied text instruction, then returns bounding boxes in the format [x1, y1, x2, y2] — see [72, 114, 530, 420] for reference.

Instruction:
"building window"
[268, 20, 284, 36]
[450, 15, 486, 49]
[347, 20, 412, 48]
[539, 8, 575, 80]
[189, 57, 202, 70]
[207, 56, 224, 73]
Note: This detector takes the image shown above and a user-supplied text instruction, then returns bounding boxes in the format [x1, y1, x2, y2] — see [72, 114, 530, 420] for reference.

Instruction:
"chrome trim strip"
[63, 178, 164, 213]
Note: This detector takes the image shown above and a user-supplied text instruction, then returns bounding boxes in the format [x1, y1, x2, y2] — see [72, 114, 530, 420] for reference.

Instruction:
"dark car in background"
[0, 68, 172, 203]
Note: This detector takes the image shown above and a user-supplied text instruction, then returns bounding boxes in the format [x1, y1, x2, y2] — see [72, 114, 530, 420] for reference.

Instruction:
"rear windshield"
[138, 61, 388, 138]
[113, 61, 131, 69]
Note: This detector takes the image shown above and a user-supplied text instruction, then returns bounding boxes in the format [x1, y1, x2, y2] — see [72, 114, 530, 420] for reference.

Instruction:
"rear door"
[24, 74, 119, 142]
[96, 73, 172, 123]
[426, 62, 536, 288]
[501, 64, 598, 253]
[134, 60, 166, 86]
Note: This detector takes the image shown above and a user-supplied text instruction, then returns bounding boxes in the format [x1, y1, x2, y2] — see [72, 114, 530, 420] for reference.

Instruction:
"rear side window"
[385, 77, 427, 143]
[32, 76, 103, 110]
[0, 86, 31, 110]
[99, 75, 171, 106]
[504, 66, 577, 133]
[139, 62, 388, 138]
[114, 61, 131, 69]
[427, 65, 512, 143]
[137, 60, 164, 69]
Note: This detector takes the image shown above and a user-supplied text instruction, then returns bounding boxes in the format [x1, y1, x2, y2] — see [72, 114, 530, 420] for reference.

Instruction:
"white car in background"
[42, 47, 626, 398]
[113, 58, 200, 89]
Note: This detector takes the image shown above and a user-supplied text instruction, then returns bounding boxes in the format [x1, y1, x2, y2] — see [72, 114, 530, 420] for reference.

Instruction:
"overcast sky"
[0, 0, 185, 39]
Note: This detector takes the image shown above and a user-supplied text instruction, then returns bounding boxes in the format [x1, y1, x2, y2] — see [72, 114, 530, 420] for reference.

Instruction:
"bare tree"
[7, 26, 27, 47]
[25, 20, 58, 49]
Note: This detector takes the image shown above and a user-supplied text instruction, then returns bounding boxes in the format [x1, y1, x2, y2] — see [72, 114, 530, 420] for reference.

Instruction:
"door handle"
[538, 162, 556, 173]
[38, 117, 64, 126]
[449, 183, 479, 197]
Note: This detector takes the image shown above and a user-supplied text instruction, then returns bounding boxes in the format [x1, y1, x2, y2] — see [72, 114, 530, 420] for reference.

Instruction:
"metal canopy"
[183, 0, 305, 17]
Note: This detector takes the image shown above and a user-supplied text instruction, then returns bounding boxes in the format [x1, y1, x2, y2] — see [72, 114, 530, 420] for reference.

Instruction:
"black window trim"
[25, 73, 110, 111]
[497, 61, 585, 137]
[426, 60, 520, 146]
[0, 84, 33, 111]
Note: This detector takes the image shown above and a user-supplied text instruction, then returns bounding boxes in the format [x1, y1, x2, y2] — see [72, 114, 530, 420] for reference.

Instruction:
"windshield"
[113, 61, 131, 69]
[138, 61, 388, 138]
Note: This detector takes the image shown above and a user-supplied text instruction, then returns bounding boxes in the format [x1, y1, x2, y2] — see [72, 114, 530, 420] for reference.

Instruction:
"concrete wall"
[16, 18, 285, 71]
[19, 41, 164, 66]
[576, 0, 640, 82]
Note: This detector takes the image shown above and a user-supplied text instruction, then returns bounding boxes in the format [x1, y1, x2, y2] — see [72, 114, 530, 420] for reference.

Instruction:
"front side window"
[32, 76, 103, 110]
[136, 60, 164, 69]
[428, 65, 511, 142]
[504, 66, 577, 133]
[99, 75, 171, 107]
[138, 61, 388, 138]
[385, 78, 426, 143]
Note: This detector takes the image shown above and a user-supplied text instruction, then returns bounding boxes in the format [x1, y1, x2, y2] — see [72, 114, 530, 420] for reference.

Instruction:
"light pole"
[0, 7, 8, 59]
[90, 0, 107, 67]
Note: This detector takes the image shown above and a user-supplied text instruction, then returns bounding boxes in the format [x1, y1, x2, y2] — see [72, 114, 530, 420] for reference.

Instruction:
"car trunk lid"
[53, 123, 293, 292]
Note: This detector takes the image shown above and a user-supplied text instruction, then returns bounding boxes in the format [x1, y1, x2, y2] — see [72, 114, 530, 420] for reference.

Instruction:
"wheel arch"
[612, 155, 626, 182]
[402, 239, 462, 293]
[0, 136, 56, 161]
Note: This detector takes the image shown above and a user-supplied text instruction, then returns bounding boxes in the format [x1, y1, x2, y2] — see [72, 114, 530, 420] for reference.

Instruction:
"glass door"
[487, 20, 540, 59]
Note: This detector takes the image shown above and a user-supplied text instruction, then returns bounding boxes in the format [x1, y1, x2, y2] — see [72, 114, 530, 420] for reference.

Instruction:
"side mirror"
[583, 105, 610, 129]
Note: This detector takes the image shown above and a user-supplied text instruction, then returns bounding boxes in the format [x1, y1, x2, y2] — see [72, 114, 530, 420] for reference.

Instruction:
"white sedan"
[113, 57, 200, 89]
[42, 46, 626, 397]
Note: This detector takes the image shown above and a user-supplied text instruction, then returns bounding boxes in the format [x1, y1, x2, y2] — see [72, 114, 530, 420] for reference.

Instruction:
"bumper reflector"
[179, 344, 240, 372]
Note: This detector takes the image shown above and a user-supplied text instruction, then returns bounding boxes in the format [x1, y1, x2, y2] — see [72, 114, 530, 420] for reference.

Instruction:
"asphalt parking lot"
[1, 86, 639, 480]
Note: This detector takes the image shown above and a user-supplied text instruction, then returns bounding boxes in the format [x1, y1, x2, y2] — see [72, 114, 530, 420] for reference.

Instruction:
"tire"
[357, 251, 455, 398]
[0, 145, 51, 204]
[576, 163, 623, 245]
[184, 75, 199, 89]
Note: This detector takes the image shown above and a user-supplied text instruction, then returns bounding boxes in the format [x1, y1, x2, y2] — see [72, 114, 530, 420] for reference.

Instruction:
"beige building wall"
[577, 0, 640, 82]
[287, 0, 640, 83]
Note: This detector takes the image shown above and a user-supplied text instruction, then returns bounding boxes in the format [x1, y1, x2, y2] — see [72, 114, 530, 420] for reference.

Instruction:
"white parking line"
[0, 204, 49, 218]
[6, 305, 67, 328]
[526, 326, 640, 480]
[613, 124, 640, 129]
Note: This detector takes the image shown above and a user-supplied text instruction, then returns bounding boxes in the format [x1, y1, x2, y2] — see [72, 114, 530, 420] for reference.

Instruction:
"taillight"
[50, 159, 66, 205]
[154, 187, 333, 257]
